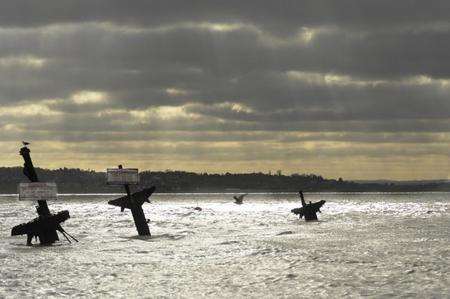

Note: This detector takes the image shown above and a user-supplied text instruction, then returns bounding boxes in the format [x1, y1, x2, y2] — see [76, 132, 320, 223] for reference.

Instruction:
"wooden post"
[299, 191, 307, 207]
[19, 146, 59, 244]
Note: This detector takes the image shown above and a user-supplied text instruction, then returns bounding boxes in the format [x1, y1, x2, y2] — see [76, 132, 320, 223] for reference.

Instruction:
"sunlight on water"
[0, 193, 449, 297]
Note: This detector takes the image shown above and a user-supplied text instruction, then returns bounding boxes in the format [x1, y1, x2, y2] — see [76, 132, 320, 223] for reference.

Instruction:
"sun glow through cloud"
[71, 91, 108, 104]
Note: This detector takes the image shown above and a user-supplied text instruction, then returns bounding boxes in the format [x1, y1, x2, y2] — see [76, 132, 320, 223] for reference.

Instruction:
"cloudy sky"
[1, 1, 449, 180]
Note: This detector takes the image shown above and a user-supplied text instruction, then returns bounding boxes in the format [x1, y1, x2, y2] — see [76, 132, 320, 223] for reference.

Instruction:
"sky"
[0, 0, 449, 180]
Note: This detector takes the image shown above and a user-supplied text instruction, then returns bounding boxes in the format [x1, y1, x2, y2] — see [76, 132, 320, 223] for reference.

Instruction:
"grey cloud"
[1, 22, 449, 114]
[2, 126, 450, 145]
[185, 73, 450, 122]
[0, 0, 449, 35]
[3, 108, 449, 134]
[2, 20, 450, 90]
[46, 139, 450, 162]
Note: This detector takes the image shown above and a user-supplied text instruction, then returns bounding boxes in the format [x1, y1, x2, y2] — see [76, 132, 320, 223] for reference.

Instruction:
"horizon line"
[1, 165, 449, 183]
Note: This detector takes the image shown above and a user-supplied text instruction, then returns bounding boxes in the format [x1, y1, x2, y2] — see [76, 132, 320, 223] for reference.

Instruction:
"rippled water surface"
[0, 192, 449, 298]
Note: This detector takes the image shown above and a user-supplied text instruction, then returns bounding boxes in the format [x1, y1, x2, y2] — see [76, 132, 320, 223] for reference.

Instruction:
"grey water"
[0, 192, 449, 298]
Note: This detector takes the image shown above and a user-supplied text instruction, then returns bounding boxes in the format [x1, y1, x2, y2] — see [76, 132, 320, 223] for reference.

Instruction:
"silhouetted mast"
[19, 145, 59, 244]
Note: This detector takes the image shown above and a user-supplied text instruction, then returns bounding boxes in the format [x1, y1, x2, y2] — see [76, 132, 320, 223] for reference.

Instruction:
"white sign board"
[107, 168, 139, 185]
[18, 182, 58, 201]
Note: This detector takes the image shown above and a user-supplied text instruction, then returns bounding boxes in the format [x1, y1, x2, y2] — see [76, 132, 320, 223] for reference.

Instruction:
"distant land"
[1, 167, 450, 194]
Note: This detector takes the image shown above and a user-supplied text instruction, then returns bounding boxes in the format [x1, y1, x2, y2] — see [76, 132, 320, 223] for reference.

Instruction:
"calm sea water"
[0, 192, 449, 298]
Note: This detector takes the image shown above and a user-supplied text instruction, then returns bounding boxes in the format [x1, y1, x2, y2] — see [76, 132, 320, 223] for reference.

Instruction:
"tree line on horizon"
[0, 167, 449, 194]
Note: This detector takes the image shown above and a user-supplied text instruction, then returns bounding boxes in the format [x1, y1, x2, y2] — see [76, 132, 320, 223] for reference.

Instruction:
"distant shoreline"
[1, 167, 450, 194]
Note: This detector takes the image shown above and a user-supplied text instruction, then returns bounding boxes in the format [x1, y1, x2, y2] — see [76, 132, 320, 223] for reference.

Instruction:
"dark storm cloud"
[1, 22, 449, 122]
[1, 0, 449, 34]
[2, 22, 450, 82]
[2, 106, 450, 135]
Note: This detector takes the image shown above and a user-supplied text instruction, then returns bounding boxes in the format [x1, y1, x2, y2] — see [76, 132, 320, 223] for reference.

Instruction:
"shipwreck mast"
[19, 146, 59, 244]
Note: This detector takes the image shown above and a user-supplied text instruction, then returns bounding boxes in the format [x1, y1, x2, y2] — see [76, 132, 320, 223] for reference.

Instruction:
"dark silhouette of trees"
[0, 167, 449, 193]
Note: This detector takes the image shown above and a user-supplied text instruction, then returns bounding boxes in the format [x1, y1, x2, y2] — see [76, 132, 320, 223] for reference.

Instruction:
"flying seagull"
[233, 193, 248, 205]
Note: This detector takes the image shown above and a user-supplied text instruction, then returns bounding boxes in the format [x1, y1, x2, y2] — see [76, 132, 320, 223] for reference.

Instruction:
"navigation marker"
[107, 168, 139, 185]
[18, 182, 58, 201]
[107, 165, 154, 236]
